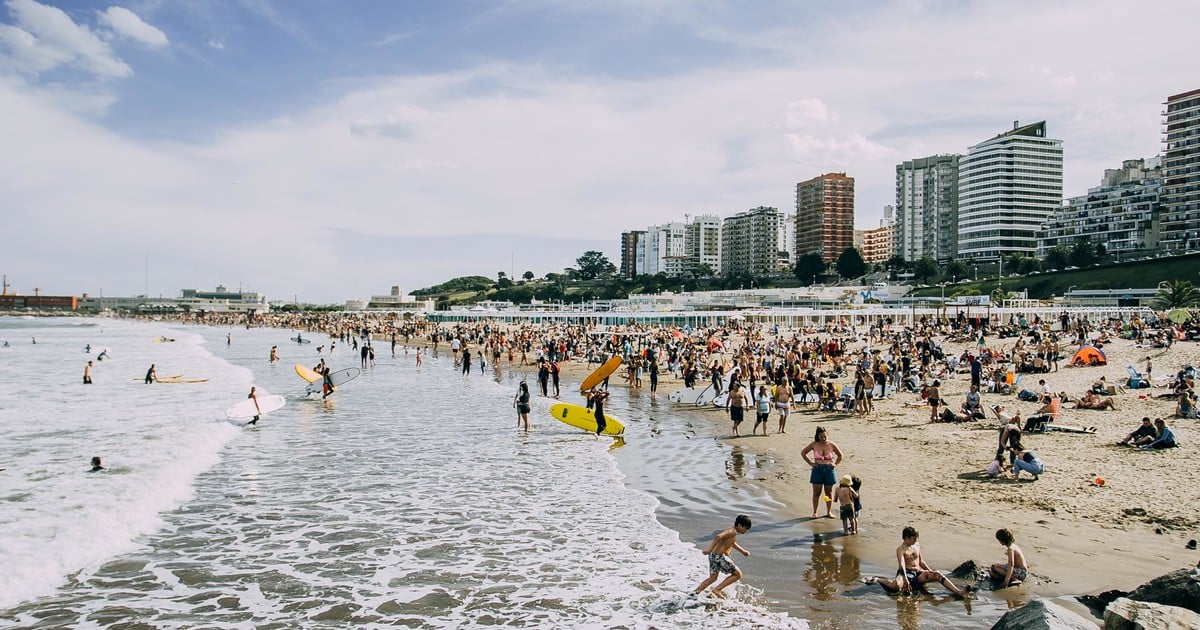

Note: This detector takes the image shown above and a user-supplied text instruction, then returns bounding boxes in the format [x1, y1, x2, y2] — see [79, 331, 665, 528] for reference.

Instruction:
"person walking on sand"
[144, 364, 158, 384]
[691, 514, 752, 600]
[774, 380, 794, 434]
[83, 360, 93, 384]
[513, 381, 531, 432]
[989, 528, 1029, 587]
[926, 379, 941, 422]
[727, 383, 747, 436]
[754, 385, 771, 436]
[801, 426, 843, 518]
[867, 526, 973, 597]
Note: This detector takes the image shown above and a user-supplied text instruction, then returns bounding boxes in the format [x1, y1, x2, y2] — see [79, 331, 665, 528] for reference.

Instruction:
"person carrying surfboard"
[588, 388, 610, 436]
[144, 364, 158, 384]
[247, 386, 262, 424]
[321, 368, 335, 399]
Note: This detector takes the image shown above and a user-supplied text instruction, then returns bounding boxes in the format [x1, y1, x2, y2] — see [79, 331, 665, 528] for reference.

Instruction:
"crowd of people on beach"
[111, 305, 1198, 602]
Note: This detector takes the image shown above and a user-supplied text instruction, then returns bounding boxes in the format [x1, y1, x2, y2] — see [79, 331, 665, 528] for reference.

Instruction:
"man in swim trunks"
[727, 383, 747, 436]
[83, 360, 93, 384]
[774, 380, 794, 434]
[868, 526, 973, 597]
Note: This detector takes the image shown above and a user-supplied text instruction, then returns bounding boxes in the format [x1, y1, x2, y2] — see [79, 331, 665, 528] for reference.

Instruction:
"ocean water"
[0, 317, 806, 628]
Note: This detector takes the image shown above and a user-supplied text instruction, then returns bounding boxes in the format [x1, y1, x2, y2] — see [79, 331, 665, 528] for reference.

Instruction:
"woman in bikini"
[801, 426, 844, 518]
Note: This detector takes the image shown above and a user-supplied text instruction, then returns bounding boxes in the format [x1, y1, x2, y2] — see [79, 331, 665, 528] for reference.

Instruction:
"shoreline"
[69, 314, 1200, 626]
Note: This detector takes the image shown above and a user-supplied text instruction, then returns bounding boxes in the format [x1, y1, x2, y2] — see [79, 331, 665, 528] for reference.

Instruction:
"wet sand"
[477, 330, 1199, 627]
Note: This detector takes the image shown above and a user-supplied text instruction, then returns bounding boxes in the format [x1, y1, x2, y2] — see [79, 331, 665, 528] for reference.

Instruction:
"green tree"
[1094, 243, 1107, 261]
[522, 270, 535, 282]
[1017, 257, 1041, 275]
[836, 247, 867, 280]
[1043, 246, 1069, 270]
[944, 259, 969, 281]
[913, 256, 938, 284]
[691, 262, 715, 278]
[1069, 241, 1097, 267]
[575, 251, 617, 280]
[794, 253, 826, 286]
[1152, 279, 1200, 310]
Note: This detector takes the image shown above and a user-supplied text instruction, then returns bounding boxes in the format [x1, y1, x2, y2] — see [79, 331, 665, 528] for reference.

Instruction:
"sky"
[0, 0, 1195, 303]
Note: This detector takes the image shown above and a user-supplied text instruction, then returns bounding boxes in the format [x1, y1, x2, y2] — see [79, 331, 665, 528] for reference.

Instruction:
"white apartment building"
[1037, 158, 1162, 257]
[685, 214, 722, 275]
[958, 121, 1063, 261]
[895, 154, 960, 263]
[1161, 88, 1200, 251]
[721, 206, 782, 276]
[640, 222, 686, 276]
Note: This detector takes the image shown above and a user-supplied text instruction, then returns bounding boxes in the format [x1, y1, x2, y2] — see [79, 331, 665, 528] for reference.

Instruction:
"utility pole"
[1, 274, 8, 295]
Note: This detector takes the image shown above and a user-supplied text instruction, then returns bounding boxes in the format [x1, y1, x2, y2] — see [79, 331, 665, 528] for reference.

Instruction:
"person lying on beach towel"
[1075, 391, 1117, 410]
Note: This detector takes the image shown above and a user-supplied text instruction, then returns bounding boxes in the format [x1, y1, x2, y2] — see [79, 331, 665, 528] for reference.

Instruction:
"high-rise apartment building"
[721, 206, 782, 276]
[1038, 158, 1161, 257]
[619, 230, 645, 279]
[858, 206, 895, 264]
[895, 154, 960, 263]
[684, 214, 722, 275]
[778, 213, 797, 272]
[640, 223, 686, 276]
[795, 173, 855, 263]
[957, 121, 1063, 261]
[1161, 88, 1200, 251]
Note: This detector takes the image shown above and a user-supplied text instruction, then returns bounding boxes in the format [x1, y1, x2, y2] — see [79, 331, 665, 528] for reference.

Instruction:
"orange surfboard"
[580, 356, 622, 392]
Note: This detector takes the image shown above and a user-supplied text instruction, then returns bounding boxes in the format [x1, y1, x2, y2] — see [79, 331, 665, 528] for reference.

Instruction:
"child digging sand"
[989, 528, 1029, 587]
[836, 475, 859, 535]
[691, 514, 752, 599]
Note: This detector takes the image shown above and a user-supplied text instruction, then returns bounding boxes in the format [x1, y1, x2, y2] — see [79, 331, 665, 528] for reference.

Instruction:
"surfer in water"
[247, 386, 262, 424]
[145, 364, 158, 384]
[89, 456, 104, 472]
[96, 348, 109, 361]
[321, 368, 335, 399]
[588, 388, 610, 436]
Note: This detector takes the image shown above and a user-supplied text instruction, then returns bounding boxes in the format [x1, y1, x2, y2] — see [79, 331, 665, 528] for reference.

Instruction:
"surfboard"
[225, 394, 286, 419]
[580, 356, 622, 393]
[131, 374, 183, 381]
[152, 337, 176, 343]
[305, 367, 362, 395]
[295, 363, 321, 383]
[668, 385, 710, 405]
[157, 378, 209, 384]
[548, 402, 625, 436]
[291, 335, 312, 344]
[1043, 424, 1097, 434]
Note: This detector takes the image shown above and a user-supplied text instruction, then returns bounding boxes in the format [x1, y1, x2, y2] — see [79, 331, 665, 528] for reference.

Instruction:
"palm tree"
[1152, 279, 1200, 310]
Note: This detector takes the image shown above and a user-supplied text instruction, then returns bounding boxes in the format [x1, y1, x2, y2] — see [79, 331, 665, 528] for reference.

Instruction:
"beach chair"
[1126, 364, 1150, 389]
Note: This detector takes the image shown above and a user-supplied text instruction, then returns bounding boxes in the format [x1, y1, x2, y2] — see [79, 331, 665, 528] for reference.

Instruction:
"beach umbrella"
[671, 329, 685, 340]
[708, 338, 725, 351]
[1167, 309, 1192, 324]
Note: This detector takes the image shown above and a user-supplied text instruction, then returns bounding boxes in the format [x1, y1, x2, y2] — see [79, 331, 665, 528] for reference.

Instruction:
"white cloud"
[207, 38, 223, 50]
[0, 0, 130, 77]
[99, 6, 168, 48]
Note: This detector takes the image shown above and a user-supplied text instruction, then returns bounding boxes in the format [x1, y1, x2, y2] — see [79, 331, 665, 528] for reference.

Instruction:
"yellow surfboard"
[548, 403, 625, 436]
[295, 363, 321, 383]
[580, 356, 623, 393]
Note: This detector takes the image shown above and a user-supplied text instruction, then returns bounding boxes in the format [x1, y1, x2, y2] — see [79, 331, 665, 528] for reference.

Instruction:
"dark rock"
[950, 560, 982, 579]
[1078, 589, 1129, 614]
[989, 599, 1097, 630]
[1104, 597, 1200, 629]
[1125, 568, 1200, 614]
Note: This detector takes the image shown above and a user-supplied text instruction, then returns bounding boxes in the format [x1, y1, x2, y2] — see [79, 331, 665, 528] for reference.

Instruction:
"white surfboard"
[305, 367, 362, 395]
[668, 385, 710, 405]
[225, 394, 286, 419]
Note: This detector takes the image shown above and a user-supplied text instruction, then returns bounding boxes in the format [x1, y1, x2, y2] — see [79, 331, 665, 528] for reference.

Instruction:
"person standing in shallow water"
[800, 426, 843, 518]
[83, 360, 93, 384]
[512, 381, 531, 431]
[588, 388, 610, 436]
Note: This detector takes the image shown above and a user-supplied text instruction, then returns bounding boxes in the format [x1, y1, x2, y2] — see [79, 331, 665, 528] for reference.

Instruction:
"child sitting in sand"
[691, 514, 752, 599]
[836, 475, 860, 535]
[989, 528, 1029, 587]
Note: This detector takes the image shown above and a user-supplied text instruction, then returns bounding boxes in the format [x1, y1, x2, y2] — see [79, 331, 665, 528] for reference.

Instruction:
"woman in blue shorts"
[801, 426, 844, 518]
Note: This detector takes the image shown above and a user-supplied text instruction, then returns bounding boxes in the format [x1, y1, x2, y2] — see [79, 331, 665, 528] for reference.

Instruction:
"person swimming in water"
[89, 456, 104, 472]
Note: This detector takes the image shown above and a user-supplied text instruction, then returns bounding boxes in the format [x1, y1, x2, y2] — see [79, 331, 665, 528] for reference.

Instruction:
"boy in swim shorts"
[691, 514, 752, 599]
[989, 528, 1029, 587]
[836, 475, 860, 535]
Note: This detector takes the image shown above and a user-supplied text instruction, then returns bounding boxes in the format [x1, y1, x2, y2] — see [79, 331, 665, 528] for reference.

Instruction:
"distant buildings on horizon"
[619, 87, 1200, 279]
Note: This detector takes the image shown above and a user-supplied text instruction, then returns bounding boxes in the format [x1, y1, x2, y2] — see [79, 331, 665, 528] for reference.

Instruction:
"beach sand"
[471, 327, 1200, 626]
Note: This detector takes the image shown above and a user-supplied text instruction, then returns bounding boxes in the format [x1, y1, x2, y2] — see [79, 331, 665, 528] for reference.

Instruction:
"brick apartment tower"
[795, 172, 855, 263]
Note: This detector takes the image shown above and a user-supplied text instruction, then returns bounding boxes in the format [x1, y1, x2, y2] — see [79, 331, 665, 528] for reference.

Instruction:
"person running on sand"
[691, 514, 751, 600]
[801, 426, 843, 518]
[774, 380, 794, 434]
[867, 526, 973, 597]
[989, 528, 1029, 587]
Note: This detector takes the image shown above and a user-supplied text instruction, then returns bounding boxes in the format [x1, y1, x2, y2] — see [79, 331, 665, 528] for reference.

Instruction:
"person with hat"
[835, 475, 860, 535]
